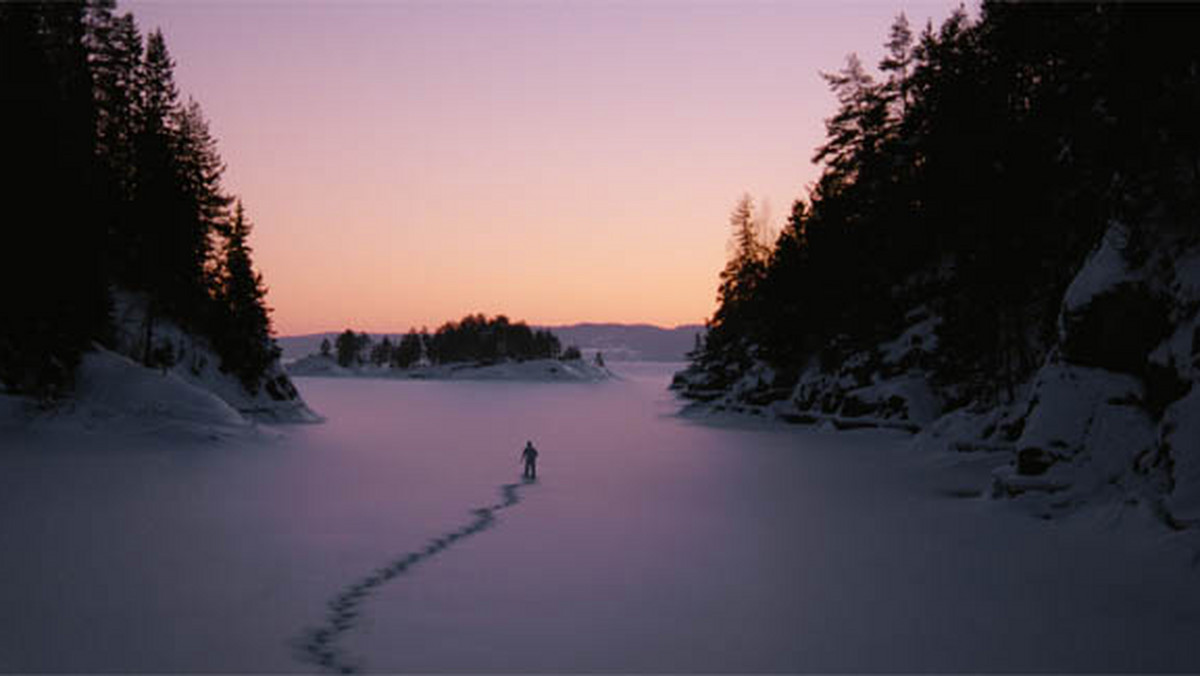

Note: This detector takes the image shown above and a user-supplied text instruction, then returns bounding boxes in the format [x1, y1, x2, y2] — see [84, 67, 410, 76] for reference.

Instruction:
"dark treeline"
[1, 1, 278, 396]
[689, 2, 1200, 407]
[327, 314, 567, 368]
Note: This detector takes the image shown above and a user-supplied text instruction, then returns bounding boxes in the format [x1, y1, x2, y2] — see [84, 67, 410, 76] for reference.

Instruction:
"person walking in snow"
[520, 440, 539, 480]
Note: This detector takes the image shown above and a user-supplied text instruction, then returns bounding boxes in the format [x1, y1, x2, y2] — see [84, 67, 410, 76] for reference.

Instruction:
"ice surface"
[1, 363, 1199, 672]
[1164, 387, 1200, 523]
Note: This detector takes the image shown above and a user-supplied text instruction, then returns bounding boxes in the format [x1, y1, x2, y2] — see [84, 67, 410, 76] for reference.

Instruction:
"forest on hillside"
[681, 2, 1200, 410]
[1, 1, 278, 396]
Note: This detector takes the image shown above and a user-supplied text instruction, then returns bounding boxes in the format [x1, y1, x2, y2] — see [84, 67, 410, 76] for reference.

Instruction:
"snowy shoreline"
[286, 354, 614, 383]
[4, 371, 1199, 672]
[674, 221, 1200, 537]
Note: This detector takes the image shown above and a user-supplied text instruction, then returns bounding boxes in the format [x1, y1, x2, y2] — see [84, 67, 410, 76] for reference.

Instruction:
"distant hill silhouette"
[277, 323, 702, 363]
[548, 323, 703, 362]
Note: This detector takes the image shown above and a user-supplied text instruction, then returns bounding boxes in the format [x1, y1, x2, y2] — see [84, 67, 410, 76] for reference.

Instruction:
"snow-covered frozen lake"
[2, 363, 1199, 672]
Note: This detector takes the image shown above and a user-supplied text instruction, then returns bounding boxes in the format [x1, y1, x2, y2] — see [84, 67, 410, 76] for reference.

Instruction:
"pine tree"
[335, 329, 358, 368]
[84, 4, 143, 283]
[85, 1, 141, 200]
[173, 98, 230, 288]
[813, 54, 887, 190]
[355, 333, 371, 365]
[712, 194, 768, 335]
[879, 13, 914, 119]
[692, 194, 773, 377]
[392, 330, 423, 368]
[128, 32, 234, 358]
[126, 27, 180, 361]
[320, 337, 332, 358]
[212, 200, 277, 392]
[371, 336, 393, 366]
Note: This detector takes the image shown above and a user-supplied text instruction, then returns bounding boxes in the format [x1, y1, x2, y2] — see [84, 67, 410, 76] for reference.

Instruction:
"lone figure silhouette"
[520, 440, 539, 480]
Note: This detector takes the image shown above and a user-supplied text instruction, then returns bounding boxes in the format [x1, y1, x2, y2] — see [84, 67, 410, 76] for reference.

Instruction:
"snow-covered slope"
[287, 354, 613, 382]
[104, 290, 321, 424]
[20, 348, 255, 441]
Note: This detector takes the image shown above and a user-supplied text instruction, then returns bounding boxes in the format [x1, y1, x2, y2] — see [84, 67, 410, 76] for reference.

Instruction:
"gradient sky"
[127, 0, 965, 335]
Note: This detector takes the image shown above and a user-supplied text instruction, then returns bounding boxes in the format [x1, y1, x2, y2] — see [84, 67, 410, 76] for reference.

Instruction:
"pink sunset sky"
[127, 0, 966, 336]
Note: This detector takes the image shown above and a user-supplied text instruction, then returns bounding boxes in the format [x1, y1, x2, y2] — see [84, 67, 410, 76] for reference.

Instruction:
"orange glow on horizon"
[128, 1, 963, 335]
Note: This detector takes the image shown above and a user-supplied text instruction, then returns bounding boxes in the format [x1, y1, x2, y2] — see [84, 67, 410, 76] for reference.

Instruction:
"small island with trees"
[287, 314, 611, 382]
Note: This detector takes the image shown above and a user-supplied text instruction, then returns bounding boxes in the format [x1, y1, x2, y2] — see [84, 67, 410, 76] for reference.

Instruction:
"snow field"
[1, 364, 1198, 672]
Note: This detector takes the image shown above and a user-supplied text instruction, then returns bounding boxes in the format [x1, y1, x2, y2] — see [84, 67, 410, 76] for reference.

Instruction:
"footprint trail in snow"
[295, 478, 534, 673]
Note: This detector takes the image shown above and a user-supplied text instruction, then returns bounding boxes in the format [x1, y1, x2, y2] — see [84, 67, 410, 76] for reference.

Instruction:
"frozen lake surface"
[2, 363, 1199, 671]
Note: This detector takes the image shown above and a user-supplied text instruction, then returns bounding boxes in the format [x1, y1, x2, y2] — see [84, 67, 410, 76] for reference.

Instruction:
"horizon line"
[277, 320, 706, 339]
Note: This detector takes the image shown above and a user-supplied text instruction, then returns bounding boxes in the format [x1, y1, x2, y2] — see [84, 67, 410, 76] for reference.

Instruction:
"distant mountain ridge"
[276, 323, 703, 363]
[548, 323, 703, 362]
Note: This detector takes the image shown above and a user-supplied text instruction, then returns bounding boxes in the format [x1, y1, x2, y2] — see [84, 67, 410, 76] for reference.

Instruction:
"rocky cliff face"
[989, 222, 1200, 527]
[675, 221, 1200, 529]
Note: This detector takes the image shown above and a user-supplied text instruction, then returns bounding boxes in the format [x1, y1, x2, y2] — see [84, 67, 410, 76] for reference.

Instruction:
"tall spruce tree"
[84, 2, 143, 284]
[212, 200, 277, 392]
[128, 26, 181, 362]
[335, 329, 358, 367]
[879, 13, 914, 120]
[173, 98, 231, 291]
[392, 330, 423, 368]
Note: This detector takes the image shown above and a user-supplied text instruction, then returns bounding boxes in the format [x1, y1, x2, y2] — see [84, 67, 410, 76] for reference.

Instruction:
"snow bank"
[11, 348, 255, 442]
[685, 309, 944, 431]
[955, 220, 1200, 529]
[1015, 364, 1145, 471]
[109, 290, 320, 423]
[287, 355, 614, 383]
[676, 218, 1200, 538]
[990, 363, 1157, 510]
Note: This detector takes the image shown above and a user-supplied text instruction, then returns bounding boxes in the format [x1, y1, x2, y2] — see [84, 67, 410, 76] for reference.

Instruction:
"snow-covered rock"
[675, 218, 1200, 536]
[4, 348, 255, 442]
[74, 349, 247, 427]
[989, 362, 1157, 511]
[784, 313, 943, 429]
[677, 312, 944, 431]
[879, 310, 941, 366]
[985, 220, 1199, 527]
[109, 290, 320, 423]
[1013, 363, 1146, 474]
[1061, 223, 1138, 315]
